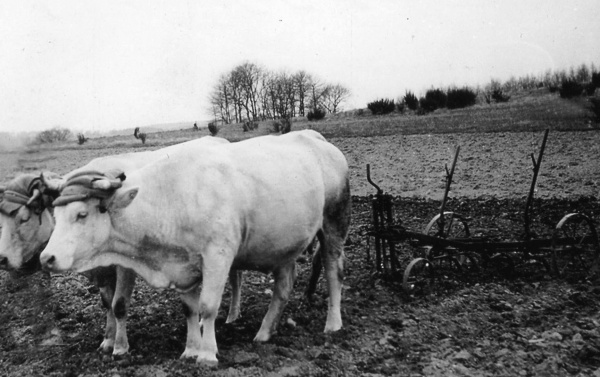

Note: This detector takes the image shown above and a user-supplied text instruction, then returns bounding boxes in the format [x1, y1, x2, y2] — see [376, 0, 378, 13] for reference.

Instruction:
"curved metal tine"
[366, 164, 383, 195]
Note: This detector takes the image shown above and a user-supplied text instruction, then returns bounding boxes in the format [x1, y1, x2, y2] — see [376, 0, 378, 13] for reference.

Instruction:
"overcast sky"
[1, 0, 599, 133]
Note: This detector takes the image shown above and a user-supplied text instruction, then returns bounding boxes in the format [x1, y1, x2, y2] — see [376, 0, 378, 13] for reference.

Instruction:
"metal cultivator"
[365, 130, 600, 294]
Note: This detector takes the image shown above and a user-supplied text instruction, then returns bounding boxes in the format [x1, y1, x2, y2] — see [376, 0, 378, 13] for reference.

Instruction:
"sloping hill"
[307, 89, 596, 138]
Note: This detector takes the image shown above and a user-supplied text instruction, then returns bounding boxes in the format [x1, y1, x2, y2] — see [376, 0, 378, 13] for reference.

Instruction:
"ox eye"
[76, 211, 88, 221]
[17, 208, 31, 224]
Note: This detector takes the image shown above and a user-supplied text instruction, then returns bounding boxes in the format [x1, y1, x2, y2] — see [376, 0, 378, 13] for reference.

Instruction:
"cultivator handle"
[524, 129, 550, 239]
[366, 164, 383, 195]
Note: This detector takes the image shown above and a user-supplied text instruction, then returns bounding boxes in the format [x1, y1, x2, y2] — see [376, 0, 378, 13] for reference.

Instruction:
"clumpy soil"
[332, 130, 600, 199]
[2, 130, 600, 376]
[2, 196, 600, 376]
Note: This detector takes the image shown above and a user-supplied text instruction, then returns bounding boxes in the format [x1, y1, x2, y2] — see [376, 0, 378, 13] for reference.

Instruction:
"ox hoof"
[225, 313, 240, 324]
[324, 313, 343, 333]
[98, 339, 114, 354]
[180, 348, 202, 360]
[253, 331, 272, 343]
[112, 345, 129, 356]
[196, 352, 218, 368]
[324, 323, 342, 333]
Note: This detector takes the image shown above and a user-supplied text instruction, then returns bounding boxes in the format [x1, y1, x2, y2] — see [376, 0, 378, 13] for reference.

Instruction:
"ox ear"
[108, 187, 139, 211]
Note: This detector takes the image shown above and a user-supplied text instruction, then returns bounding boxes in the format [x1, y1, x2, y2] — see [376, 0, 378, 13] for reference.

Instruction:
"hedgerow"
[367, 99, 396, 115]
[447, 87, 477, 109]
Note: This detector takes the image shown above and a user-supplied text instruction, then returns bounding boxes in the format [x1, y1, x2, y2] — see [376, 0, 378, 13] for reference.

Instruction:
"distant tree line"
[365, 62, 599, 116]
[208, 62, 350, 124]
[485, 63, 598, 95]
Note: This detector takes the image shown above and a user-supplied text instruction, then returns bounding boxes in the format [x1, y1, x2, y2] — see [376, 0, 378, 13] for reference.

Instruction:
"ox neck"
[106, 199, 177, 252]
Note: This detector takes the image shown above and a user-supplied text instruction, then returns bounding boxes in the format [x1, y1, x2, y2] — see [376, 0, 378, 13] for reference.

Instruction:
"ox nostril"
[44, 255, 56, 268]
[0, 256, 7, 268]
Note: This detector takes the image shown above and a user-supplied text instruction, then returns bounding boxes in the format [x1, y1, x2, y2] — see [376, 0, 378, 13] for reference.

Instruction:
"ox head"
[0, 174, 55, 271]
[40, 169, 138, 273]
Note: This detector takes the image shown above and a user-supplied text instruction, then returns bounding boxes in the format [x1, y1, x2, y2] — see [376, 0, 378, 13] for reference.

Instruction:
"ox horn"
[40, 171, 65, 192]
[26, 188, 42, 206]
[91, 178, 123, 190]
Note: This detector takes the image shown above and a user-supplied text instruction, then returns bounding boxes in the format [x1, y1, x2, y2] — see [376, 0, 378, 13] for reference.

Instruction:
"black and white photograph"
[1, 1, 600, 376]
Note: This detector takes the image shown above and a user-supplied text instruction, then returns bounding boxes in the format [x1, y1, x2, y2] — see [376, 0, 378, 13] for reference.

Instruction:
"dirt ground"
[333, 130, 600, 199]
[2, 130, 600, 376]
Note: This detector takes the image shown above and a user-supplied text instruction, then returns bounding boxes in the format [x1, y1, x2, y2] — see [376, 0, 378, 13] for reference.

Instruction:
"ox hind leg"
[111, 267, 136, 355]
[96, 267, 117, 353]
[304, 238, 323, 300]
[226, 269, 243, 323]
[320, 183, 351, 333]
[254, 262, 297, 342]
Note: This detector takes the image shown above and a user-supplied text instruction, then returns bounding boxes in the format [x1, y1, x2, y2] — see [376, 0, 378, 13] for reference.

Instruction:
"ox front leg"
[254, 262, 297, 342]
[195, 256, 230, 367]
[226, 269, 243, 323]
[180, 285, 202, 360]
[111, 267, 136, 356]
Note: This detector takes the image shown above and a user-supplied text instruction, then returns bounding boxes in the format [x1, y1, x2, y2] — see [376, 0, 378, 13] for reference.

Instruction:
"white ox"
[40, 130, 350, 366]
[0, 136, 243, 356]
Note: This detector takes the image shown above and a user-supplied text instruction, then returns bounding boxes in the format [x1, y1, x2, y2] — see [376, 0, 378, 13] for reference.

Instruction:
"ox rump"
[40, 129, 351, 366]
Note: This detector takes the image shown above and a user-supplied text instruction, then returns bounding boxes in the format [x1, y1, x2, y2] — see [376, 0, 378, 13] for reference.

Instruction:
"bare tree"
[307, 77, 328, 112]
[258, 70, 274, 120]
[265, 71, 295, 119]
[207, 61, 351, 122]
[293, 71, 311, 116]
[208, 74, 232, 124]
[322, 83, 351, 114]
[234, 62, 263, 121]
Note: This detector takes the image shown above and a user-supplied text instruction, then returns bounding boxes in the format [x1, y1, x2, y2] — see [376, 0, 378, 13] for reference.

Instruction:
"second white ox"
[40, 130, 350, 366]
[0, 136, 241, 357]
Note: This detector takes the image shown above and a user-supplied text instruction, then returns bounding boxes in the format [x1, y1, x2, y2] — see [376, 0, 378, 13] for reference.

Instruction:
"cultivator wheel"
[424, 212, 470, 239]
[423, 246, 471, 291]
[552, 213, 600, 276]
[426, 246, 462, 275]
[403, 258, 434, 295]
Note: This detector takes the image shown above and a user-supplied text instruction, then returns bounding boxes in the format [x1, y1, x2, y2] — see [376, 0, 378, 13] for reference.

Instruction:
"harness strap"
[52, 170, 126, 207]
